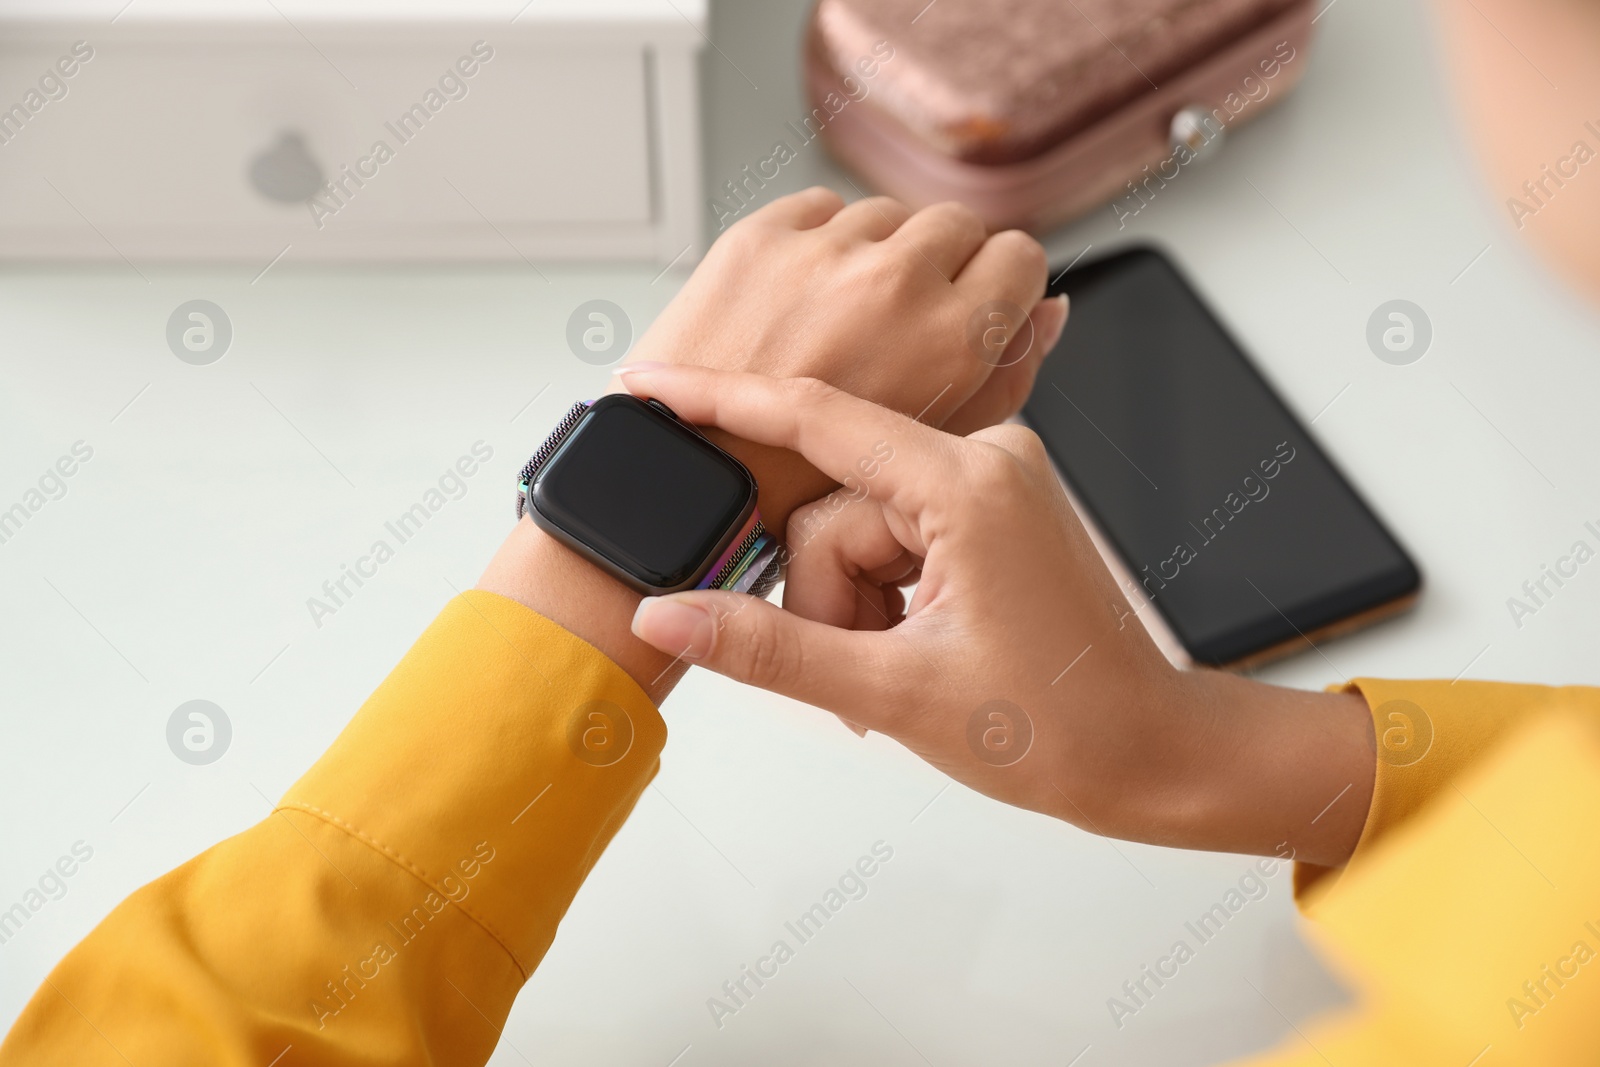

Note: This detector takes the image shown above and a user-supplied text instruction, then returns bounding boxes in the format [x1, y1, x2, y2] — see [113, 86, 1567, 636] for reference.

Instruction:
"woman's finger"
[846, 573, 897, 631]
[892, 201, 989, 280]
[888, 564, 923, 589]
[616, 365, 960, 520]
[745, 186, 846, 230]
[630, 590, 911, 731]
[954, 228, 1048, 308]
[783, 490, 907, 628]
[823, 195, 913, 242]
[865, 553, 921, 587]
[941, 294, 1068, 437]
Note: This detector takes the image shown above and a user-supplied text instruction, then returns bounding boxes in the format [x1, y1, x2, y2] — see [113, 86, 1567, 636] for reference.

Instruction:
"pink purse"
[805, 0, 1315, 231]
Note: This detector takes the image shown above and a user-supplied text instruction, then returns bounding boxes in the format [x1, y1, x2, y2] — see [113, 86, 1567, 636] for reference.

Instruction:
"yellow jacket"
[2, 593, 1596, 1065]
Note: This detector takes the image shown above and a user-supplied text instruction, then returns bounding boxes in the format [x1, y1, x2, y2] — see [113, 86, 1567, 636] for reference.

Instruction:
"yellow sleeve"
[1235, 706, 1600, 1067]
[1294, 678, 1600, 901]
[0, 591, 664, 1067]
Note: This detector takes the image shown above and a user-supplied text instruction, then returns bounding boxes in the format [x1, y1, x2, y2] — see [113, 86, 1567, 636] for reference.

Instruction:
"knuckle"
[785, 501, 829, 549]
[856, 253, 920, 299]
[949, 204, 990, 243]
[987, 228, 1047, 273]
[709, 220, 766, 266]
[803, 185, 845, 210]
[757, 187, 843, 231]
[784, 507, 814, 546]
[990, 423, 1049, 467]
[722, 217, 759, 245]
[731, 211, 779, 244]
[960, 437, 1034, 494]
[723, 607, 795, 688]
[868, 197, 912, 228]
[931, 199, 983, 229]
[782, 375, 835, 407]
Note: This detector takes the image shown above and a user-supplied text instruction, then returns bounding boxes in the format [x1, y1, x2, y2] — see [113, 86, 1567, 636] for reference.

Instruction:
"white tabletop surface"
[3, 0, 1598, 1064]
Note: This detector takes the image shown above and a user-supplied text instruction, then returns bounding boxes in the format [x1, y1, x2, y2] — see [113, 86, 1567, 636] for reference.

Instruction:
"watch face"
[530, 395, 756, 591]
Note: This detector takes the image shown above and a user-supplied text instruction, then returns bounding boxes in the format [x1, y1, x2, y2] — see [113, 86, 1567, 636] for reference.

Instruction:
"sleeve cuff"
[1294, 676, 1580, 909]
[281, 591, 667, 974]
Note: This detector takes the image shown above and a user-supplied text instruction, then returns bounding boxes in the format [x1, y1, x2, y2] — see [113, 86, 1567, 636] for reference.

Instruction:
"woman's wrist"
[477, 519, 686, 704]
[1131, 669, 1377, 868]
[700, 428, 831, 537]
[1059, 660, 1377, 868]
[477, 433, 817, 705]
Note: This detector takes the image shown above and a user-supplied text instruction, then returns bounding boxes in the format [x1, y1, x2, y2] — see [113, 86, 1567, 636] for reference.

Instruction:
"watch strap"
[515, 401, 590, 522]
[700, 511, 782, 597]
[516, 400, 782, 596]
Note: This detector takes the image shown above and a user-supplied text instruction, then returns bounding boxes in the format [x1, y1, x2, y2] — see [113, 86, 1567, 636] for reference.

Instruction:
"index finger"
[615, 365, 955, 509]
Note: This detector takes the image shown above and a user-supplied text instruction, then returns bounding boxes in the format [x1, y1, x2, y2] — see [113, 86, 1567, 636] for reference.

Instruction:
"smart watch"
[515, 395, 782, 597]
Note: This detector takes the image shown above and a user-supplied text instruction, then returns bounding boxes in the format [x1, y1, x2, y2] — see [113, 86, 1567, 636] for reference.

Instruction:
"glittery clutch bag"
[805, 0, 1316, 231]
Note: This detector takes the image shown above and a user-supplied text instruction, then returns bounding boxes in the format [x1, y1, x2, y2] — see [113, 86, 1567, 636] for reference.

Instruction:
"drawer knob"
[248, 131, 324, 203]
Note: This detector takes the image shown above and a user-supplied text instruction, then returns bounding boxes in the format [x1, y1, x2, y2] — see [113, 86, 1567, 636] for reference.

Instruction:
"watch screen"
[532, 398, 754, 588]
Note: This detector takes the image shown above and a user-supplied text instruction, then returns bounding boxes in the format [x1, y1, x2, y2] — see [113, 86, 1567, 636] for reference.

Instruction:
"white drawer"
[0, 2, 704, 263]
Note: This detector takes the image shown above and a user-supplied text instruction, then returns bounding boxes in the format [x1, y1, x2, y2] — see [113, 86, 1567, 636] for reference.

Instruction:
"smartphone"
[1021, 246, 1420, 669]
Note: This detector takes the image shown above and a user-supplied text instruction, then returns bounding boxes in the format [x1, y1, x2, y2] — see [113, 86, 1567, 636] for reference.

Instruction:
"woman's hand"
[622, 186, 1067, 530]
[481, 187, 1060, 702]
[623, 365, 1378, 867]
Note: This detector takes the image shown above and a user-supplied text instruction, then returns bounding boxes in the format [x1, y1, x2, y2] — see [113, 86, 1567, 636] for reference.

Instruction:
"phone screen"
[1022, 247, 1419, 666]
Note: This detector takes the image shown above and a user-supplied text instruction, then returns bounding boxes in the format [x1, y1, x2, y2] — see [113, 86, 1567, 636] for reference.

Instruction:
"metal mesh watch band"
[700, 512, 783, 597]
[515, 401, 783, 597]
[514, 401, 589, 522]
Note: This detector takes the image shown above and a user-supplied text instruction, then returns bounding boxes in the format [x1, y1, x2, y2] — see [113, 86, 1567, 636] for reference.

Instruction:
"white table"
[3, 0, 1597, 1063]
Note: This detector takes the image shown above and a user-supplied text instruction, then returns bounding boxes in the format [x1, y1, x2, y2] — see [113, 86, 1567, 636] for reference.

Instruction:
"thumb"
[631, 590, 896, 720]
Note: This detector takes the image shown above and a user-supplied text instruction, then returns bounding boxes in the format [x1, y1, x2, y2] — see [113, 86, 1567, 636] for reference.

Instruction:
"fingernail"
[1041, 294, 1070, 352]
[632, 596, 716, 659]
[617, 361, 668, 375]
